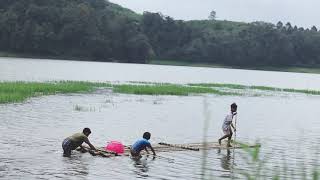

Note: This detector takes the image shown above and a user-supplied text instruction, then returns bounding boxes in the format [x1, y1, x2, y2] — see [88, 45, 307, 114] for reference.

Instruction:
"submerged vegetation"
[0, 81, 114, 104]
[0, 81, 237, 104]
[113, 84, 238, 96]
[234, 141, 320, 179]
[1, 81, 320, 104]
[190, 83, 320, 95]
[200, 99, 320, 180]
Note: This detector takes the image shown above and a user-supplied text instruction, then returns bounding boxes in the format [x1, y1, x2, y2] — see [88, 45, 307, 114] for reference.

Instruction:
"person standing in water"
[218, 103, 237, 147]
[130, 132, 156, 158]
[62, 128, 97, 157]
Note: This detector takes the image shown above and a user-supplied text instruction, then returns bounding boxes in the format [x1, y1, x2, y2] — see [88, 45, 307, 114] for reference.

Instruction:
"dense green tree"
[0, 0, 152, 62]
[1, 0, 320, 68]
[276, 21, 283, 29]
[311, 26, 318, 32]
[208, 11, 216, 20]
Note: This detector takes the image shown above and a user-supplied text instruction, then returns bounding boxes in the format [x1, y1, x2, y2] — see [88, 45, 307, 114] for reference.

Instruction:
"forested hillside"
[1, 0, 320, 67]
[0, 0, 152, 63]
[142, 12, 320, 67]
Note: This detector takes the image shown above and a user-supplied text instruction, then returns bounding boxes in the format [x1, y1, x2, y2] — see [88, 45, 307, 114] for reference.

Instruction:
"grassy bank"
[151, 60, 320, 74]
[150, 60, 230, 69]
[0, 51, 20, 58]
[0, 51, 104, 62]
[1, 81, 320, 104]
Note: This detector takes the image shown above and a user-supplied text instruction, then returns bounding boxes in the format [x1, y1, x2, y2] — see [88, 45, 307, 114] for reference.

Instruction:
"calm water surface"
[1, 58, 320, 179]
[1, 57, 320, 89]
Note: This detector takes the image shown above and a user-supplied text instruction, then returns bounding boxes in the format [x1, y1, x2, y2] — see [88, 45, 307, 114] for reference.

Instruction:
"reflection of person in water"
[217, 148, 232, 170]
[131, 155, 155, 178]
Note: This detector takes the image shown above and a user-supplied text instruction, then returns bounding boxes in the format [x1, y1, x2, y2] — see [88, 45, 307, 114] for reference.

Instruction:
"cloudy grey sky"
[110, 0, 319, 28]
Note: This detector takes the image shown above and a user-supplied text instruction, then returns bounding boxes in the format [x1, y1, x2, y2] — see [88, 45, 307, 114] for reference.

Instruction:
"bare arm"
[149, 146, 156, 156]
[79, 144, 85, 150]
[232, 113, 237, 131]
[84, 137, 97, 151]
[231, 123, 236, 131]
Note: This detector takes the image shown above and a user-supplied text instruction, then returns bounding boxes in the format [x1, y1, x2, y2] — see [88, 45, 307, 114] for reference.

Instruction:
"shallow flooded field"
[1, 58, 320, 179]
[1, 91, 319, 179]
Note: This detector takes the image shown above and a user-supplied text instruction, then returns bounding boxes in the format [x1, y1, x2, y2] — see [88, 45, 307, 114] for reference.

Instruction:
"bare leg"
[227, 130, 233, 147]
[219, 134, 230, 145]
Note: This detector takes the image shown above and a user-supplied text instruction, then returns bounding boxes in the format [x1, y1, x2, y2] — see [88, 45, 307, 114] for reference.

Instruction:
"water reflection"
[216, 148, 235, 179]
[61, 155, 89, 178]
[217, 148, 232, 170]
[131, 155, 155, 178]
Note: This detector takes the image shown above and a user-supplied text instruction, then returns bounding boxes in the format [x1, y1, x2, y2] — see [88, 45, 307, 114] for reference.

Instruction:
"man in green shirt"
[62, 128, 97, 157]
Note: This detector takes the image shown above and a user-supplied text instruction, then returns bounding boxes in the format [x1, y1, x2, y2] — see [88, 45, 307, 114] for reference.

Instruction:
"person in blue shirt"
[130, 132, 156, 158]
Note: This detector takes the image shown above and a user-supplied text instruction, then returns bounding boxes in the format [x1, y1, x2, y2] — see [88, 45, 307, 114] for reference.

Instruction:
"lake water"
[2, 57, 320, 90]
[1, 57, 320, 179]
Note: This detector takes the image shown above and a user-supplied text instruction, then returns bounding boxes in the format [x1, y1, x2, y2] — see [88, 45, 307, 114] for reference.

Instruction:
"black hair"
[143, 132, 151, 140]
[231, 103, 237, 109]
[83, 128, 91, 134]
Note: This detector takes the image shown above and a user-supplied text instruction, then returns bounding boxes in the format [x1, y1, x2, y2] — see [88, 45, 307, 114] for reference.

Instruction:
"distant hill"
[1, 0, 320, 68]
[0, 0, 151, 63]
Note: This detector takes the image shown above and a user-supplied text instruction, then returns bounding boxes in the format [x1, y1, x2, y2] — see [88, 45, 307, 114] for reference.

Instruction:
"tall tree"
[208, 10, 216, 20]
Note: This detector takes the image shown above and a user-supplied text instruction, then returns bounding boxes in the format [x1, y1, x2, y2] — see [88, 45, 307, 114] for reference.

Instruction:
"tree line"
[0, 0, 152, 63]
[1, 0, 320, 68]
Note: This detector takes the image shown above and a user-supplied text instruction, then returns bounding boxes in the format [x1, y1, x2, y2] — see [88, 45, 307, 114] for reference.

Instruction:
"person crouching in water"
[130, 132, 156, 158]
[218, 103, 237, 147]
[62, 128, 97, 157]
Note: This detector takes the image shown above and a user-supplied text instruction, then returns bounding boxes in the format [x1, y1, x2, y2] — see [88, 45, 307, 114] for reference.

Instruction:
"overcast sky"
[110, 0, 319, 28]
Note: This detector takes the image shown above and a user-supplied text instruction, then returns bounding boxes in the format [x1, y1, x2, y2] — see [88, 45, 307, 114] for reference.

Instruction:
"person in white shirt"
[218, 103, 237, 147]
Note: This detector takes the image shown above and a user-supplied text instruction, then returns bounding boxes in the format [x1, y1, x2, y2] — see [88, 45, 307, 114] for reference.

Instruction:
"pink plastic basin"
[105, 141, 124, 154]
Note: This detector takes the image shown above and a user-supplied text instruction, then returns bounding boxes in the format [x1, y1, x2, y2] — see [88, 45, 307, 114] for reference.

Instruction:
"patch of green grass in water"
[0, 81, 112, 104]
[190, 83, 320, 95]
[189, 83, 248, 89]
[0, 81, 240, 104]
[112, 84, 239, 96]
[282, 88, 320, 95]
[2, 81, 320, 105]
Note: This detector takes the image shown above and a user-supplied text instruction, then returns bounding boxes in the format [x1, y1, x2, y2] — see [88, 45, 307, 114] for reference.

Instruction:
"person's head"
[83, 128, 91, 136]
[143, 132, 151, 140]
[231, 103, 237, 113]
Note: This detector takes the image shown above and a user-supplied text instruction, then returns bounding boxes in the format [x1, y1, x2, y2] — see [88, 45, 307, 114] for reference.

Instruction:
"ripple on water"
[0, 91, 320, 179]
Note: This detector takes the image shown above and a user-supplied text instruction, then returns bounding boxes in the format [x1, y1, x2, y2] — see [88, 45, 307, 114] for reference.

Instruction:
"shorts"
[130, 148, 141, 158]
[62, 138, 74, 157]
[223, 127, 232, 135]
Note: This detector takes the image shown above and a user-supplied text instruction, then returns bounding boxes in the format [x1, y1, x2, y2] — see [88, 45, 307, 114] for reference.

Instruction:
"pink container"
[105, 141, 124, 154]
